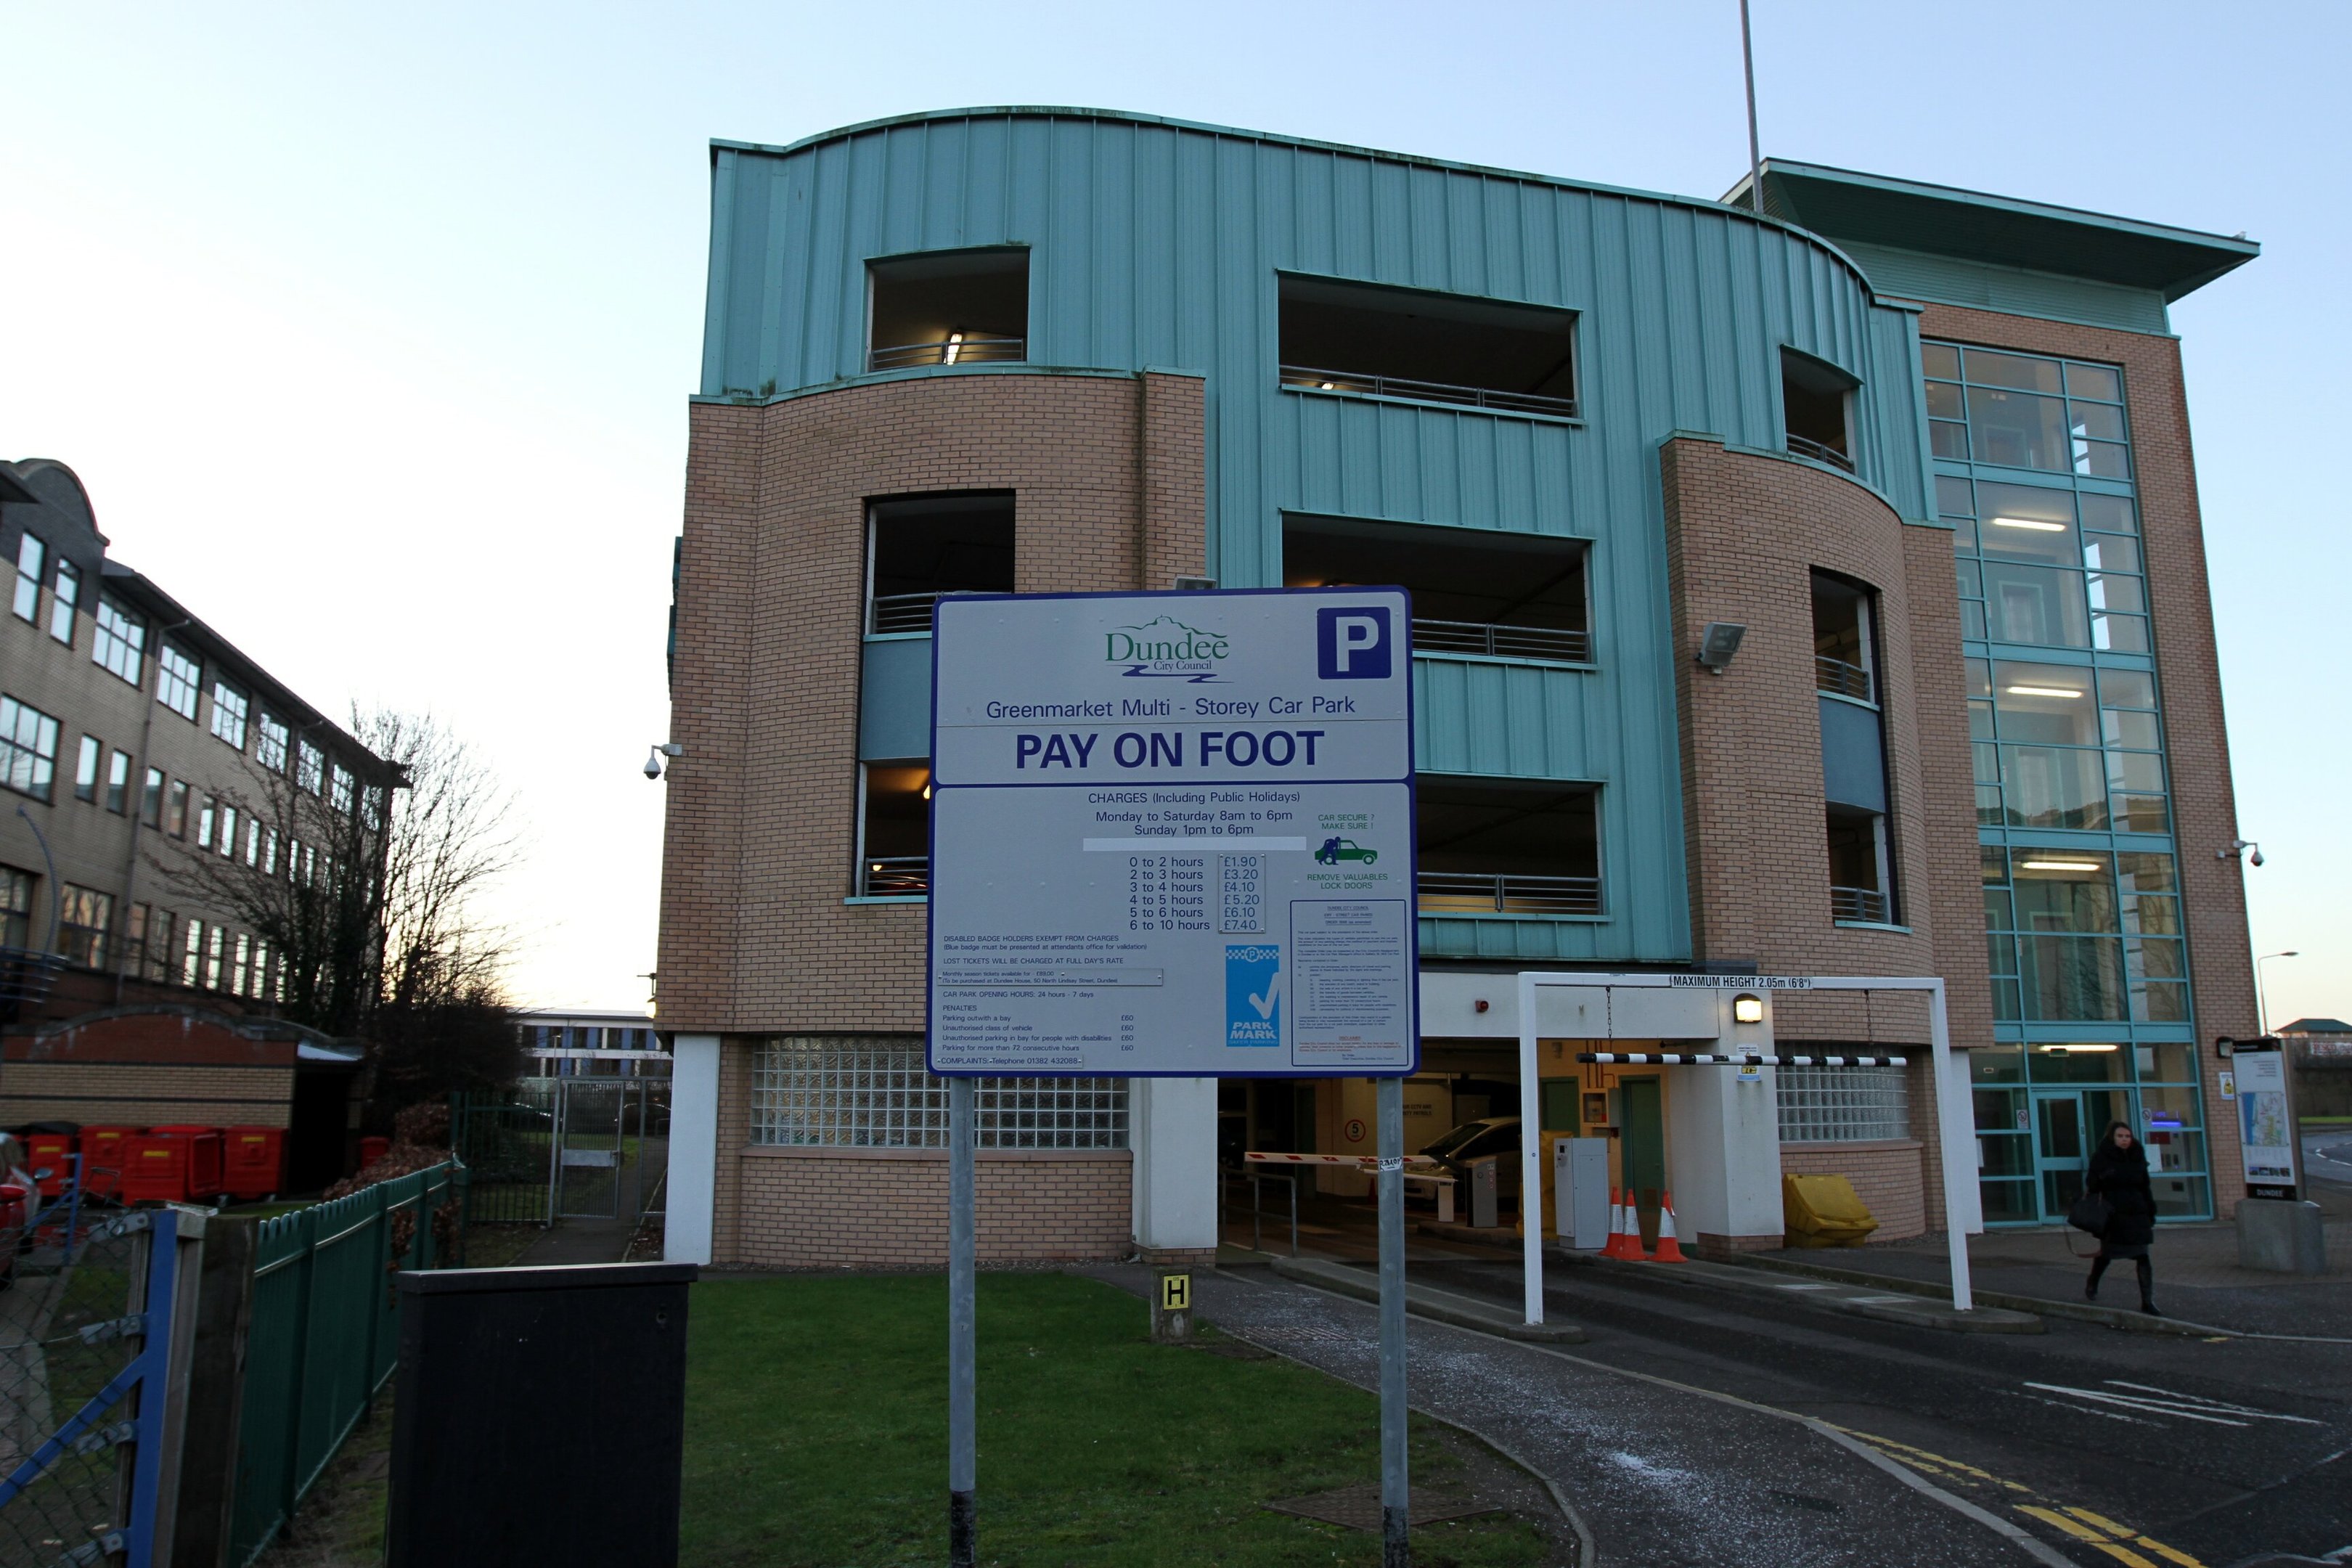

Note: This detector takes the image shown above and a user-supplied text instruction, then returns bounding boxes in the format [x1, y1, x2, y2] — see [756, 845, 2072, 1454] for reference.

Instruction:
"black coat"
[2086, 1139, 2155, 1249]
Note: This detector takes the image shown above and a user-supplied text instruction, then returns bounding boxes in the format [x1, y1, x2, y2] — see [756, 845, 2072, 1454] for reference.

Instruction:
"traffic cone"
[1649, 1191, 1689, 1264]
[1604, 1188, 1647, 1260]
[1598, 1188, 1628, 1257]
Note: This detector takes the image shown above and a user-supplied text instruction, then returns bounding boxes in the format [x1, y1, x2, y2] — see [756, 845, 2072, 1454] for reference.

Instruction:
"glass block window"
[750, 1037, 1128, 1149]
[0, 695, 61, 802]
[158, 645, 201, 719]
[94, 599, 146, 685]
[1776, 1065, 1910, 1143]
[211, 680, 250, 749]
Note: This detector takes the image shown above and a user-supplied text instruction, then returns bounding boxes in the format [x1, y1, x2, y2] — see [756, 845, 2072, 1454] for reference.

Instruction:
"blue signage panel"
[927, 589, 1417, 1078]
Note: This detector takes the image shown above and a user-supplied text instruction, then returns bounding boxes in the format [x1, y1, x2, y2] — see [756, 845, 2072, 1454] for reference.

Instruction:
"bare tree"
[147, 707, 526, 1072]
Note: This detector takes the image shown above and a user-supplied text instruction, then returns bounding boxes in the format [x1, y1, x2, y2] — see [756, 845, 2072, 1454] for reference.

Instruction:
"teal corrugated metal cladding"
[701, 109, 1934, 965]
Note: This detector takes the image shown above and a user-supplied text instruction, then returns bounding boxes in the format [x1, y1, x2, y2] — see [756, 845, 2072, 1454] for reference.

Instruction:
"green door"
[2032, 1087, 2132, 1220]
[1620, 1077, 1665, 1247]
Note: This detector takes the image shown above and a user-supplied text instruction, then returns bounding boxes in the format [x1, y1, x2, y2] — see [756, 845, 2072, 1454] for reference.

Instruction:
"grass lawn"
[685, 1273, 1551, 1568]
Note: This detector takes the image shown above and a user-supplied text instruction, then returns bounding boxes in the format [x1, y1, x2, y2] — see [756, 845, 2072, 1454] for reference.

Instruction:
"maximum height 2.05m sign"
[927, 589, 1418, 1079]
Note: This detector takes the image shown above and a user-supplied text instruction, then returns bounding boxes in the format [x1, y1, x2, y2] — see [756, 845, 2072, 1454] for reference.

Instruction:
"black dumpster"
[386, 1261, 696, 1567]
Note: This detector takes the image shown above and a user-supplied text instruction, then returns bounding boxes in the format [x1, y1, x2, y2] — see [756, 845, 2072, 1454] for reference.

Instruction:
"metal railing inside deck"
[860, 856, 930, 896]
[1831, 885, 1890, 923]
[866, 334, 1025, 372]
[1814, 655, 1873, 702]
[1281, 365, 1578, 419]
[1786, 433, 1856, 472]
[868, 592, 944, 635]
[229, 1161, 459, 1567]
[1412, 617, 1591, 664]
[1417, 872, 1602, 916]
[0, 947, 65, 1008]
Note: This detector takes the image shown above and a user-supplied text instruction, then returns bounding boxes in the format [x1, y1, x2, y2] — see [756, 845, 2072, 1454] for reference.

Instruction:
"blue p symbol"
[1318, 607, 1391, 679]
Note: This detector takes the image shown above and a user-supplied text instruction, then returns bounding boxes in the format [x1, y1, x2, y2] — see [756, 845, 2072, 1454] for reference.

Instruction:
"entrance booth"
[1416, 971, 1982, 1323]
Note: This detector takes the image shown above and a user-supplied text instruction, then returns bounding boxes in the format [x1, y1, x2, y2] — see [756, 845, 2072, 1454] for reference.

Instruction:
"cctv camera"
[2250, 848, 2264, 867]
[644, 747, 664, 780]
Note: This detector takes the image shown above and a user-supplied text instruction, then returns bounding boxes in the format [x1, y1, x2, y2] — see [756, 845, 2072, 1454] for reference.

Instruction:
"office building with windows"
[656, 110, 2259, 1268]
[1, 457, 393, 1152]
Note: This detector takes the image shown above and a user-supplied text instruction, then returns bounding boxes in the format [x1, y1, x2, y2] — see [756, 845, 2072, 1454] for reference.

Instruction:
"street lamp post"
[2255, 950, 2299, 1037]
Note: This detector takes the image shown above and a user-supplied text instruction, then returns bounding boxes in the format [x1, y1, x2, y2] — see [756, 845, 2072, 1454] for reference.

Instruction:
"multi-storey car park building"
[1, 458, 395, 1184]
[656, 109, 2261, 1268]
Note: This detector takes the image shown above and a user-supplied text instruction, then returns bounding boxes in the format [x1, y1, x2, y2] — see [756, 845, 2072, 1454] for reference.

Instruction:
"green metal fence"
[450, 1090, 554, 1225]
[228, 1161, 461, 1567]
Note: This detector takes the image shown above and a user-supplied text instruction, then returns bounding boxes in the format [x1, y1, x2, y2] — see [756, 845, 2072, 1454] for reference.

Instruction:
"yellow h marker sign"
[1159, 1273, 1191, 1312]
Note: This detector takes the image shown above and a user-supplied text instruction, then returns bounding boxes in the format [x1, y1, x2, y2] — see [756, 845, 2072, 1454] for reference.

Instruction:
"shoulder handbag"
[2067, 1191, 2112, 1237]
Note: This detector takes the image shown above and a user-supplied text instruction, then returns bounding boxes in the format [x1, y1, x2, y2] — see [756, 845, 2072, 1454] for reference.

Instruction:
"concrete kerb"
[1545, 1244, 2042, 1334]
[1271, 1255, 1588, 1342]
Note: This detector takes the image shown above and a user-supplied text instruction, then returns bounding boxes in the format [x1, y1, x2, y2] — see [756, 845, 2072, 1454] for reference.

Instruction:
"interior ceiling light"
[943, 330, 965, 365]
[2004, 685, 2084, 699]
[1990, 516, 2067, 531]
[2020, 859, 2103, 873]
[1318, 380, 1336, 391]
[2037, 1042, 2118, 1053]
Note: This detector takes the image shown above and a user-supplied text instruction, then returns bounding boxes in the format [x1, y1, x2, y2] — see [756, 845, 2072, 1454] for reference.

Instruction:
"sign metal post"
[928, 587, 1419, 1564]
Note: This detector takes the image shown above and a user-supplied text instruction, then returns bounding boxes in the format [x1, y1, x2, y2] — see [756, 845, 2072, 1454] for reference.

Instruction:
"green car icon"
[1315, 836, 1378, 866]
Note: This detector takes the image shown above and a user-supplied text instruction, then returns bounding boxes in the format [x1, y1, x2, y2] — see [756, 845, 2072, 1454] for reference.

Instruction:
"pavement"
[510, 1215, 634, 1267]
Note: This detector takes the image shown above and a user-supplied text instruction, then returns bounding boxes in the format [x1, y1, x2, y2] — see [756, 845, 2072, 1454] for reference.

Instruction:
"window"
[197, 795, 216, 850]
[204, 925, 226, 991]
[181, 918, 205, 987]
[94, 599, 145, 685]
[1285, 515, 1590, 663]
[1776, 1065, 1910, 1142]
[750, 1036, 1126, 1148]
[158, 645, 201, 719]
[1415, 777, 1601, 915]
[74, 735, 101, 802]
[49, 560, 78, 644]
[1966, 658, 2168, 836]
[106, 749, 131, 814]
[1826, 805, 1894, 923]
[142, 767, 164, 828]
[1, 696, 61, 801]
[330, 764, 354, 814]
[1924, 343, 2129, 479]
[230, 933, 251, 996]
[1811, 574, 1877, 703]
[257, 713, 289, 772]
[143, 907, 174, 983]
[125, 903, 149, 977]
[858, 762, 931, 894]
[1781, 349, 1857, 472]
[865, 494, 1014, 634]
[297, 739, 324, 795]
[11, 534, 42, 622]
[867, 248, 1028, 372]
[211, 680, 250, 749]
[1980, 848, 2184, 1024]
[166, 779, 189, 838]
[1279, 276, 1578, 417]
[217, 804, 238, 859]
[1, 867, 30, 949]
[57, 884, 113, 969]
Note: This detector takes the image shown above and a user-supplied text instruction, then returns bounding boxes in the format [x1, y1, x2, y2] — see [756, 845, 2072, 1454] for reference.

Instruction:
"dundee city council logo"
[1105, 615, 1230, 683]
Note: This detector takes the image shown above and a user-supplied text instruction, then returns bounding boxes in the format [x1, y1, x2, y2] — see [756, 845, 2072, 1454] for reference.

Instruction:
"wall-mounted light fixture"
[644, 742, 685, 780]
[1696, 622, 1747, 674]
[1732, 994, 1765, 1025]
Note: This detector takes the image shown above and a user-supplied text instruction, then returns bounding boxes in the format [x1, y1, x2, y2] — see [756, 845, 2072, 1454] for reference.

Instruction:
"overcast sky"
[2, 1, 2340, 1028]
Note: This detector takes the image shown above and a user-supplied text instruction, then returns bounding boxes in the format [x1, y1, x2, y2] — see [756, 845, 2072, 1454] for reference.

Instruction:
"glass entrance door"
[2030, 1086, 2133, 1220]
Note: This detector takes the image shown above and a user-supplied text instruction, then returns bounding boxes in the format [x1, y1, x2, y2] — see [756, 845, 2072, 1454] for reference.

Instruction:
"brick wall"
[0, 1005, 306, 1127]
[731, 1147, 1134, 1269]
[1661, 436, 1990, 1230]
[660, 371, 1207, 1037]
[1781, 1140, 1927, 1241]
[1916, 306, 2253, 1214]
[661, 369, 1206, 1265]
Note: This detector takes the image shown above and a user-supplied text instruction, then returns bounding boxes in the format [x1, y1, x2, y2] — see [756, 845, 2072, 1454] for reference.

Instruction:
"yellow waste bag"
[1781, 1172, 1879, 1249]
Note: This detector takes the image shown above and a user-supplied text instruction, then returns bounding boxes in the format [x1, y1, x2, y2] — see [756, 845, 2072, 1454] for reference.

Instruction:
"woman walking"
[2084, 1120, 2160, 1315]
